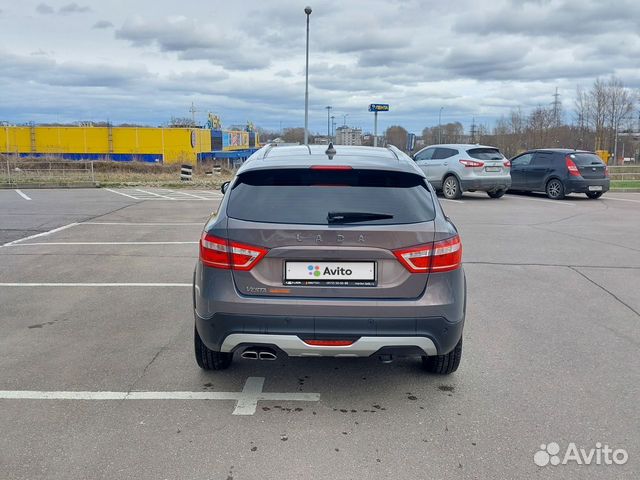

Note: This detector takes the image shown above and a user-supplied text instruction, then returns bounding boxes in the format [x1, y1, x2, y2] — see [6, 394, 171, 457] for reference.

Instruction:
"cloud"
[35, 3, 54, 15]
[92, 20, 114, 29]
[58, 3, 91, 14]
[115, 16, 267, 70]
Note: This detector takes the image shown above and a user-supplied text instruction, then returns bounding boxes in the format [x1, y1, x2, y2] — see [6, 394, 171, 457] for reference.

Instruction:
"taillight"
[430, 235, 463, 272]
[503, 160, 511, 168]
[565, 156, 581, 177]
[199, 232, 268, 271]
[459, 159, 484, 168]
[393, 235, 462, 274]
[605, 165, 610, 177]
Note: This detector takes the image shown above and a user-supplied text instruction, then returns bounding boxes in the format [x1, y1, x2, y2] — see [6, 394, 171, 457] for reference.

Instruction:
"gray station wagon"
[193, 144, 467, 374]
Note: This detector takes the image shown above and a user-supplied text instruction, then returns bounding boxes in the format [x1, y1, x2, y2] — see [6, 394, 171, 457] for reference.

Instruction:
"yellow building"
[1, 126, 212, 165]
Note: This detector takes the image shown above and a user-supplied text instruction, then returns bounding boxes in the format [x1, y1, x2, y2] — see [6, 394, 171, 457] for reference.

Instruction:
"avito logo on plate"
[307, 265, 353, 277]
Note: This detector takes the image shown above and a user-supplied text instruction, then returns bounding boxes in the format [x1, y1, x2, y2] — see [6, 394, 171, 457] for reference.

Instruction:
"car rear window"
[466, 148, 504, 160]
[227, 168, 435, 225]
[566, 153, 604, 166]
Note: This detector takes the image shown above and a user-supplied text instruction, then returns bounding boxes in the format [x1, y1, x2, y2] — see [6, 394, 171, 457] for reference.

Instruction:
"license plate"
[485, 166, 501, 172]
[285, 261, 376, 286]
[588, 185, 603, 191]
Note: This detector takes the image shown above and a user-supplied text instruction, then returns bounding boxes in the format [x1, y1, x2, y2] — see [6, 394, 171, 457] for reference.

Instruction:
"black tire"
[442, 175, 463, 199]
[487, 189, 506, 199]
[545, 178, 565, 200]
[586, 191, 603, 199]
[422, 337, 462, 374]
[194, 325, 232, 370]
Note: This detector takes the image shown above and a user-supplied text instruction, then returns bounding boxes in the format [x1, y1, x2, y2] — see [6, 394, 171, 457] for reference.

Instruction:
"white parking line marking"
[440, 199, 465, 204]
[603, 197, 640, 204]
[0, 378, 321, 416]
[82, 222, 203, 226]
[156, 189, 210, 200]
[104, 188, 140, 200]
[15, 189, 31, 200]
[0, 283, 191, 287]
[135, 188, 175, 200]
[0, 223, 78, 248]
[233, 376, 266, 415]
[506, 195, 575, 206]
[8, 241, 198, 246]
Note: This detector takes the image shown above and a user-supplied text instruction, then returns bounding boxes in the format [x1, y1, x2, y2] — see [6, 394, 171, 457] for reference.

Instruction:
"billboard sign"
[368, 104, 390, 112]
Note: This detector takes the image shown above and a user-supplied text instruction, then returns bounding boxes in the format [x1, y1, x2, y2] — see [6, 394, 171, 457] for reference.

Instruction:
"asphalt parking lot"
[1, 187, 639, 479]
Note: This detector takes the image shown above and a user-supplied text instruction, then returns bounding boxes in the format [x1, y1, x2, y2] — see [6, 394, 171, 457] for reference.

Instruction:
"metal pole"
[373, 111, 378, 147]
[303, 7, 312, 145]
[438, 107, 443, 144]
[91, 161, 95, 184]
[613, 124, 618, 165]
[326, 106, 331, 139]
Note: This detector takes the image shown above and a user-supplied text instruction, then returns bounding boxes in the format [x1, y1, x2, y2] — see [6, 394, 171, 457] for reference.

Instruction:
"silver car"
[413, 144, 511, 199]
[194, 144, 466, 374]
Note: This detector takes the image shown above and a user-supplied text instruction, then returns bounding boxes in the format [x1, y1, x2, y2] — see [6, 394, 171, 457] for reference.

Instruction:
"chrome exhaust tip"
[258, 350, 277, 361]
[241, 349, 259, 360]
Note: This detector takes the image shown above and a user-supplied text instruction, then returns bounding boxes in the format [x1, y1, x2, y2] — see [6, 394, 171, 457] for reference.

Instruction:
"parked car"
[413, 144, 511, 199]
[194, 144, 466, 374]
[509, 149, 610, 199]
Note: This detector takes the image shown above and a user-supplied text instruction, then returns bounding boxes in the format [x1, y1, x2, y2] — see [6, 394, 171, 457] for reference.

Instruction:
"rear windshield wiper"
[327, 211, 394, 224]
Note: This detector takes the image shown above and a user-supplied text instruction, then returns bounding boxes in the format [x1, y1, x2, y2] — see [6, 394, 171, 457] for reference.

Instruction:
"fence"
[2, 158, 95, 186]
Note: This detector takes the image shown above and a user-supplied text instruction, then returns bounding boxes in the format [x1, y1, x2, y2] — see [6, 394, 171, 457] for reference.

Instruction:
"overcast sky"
[1, 0, 639, 133]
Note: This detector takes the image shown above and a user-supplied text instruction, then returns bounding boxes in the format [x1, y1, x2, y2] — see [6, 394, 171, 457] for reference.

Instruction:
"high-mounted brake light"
[393, 235, 462, 274]
[303, 339, 355, 347]
[310, 165, 352, 171]
[565, 156, 581, 177]
[459, 159, 484, 168]
[199, 232, 268, 271]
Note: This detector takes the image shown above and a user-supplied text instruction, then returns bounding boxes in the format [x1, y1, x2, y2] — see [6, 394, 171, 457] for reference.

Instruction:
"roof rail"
[259, 143, 278, 159]
[386, 145, 402, 161]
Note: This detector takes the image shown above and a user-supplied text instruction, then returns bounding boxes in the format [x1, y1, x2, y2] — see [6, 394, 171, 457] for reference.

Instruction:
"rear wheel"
[545, 178, 565, 200]
[422, 337, 462, 374]
[194, 325, 232, 370]
[487, 189, 506, 199]
[586, 191, 603, 199]
[442, 175, 463, 199]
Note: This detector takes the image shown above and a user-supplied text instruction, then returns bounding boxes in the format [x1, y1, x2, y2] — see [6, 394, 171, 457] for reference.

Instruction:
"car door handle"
[443, 162, 448, 166]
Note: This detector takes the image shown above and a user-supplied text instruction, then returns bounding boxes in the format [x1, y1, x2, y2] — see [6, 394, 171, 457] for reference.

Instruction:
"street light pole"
[303, 6, 312, 145]
[343, 113, 349, 126]
[325, 105, 331, 139]
[438, 106, 444, 144]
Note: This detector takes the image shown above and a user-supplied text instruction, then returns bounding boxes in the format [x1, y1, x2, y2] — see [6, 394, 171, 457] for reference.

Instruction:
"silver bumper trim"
[220, 334, 437, 357]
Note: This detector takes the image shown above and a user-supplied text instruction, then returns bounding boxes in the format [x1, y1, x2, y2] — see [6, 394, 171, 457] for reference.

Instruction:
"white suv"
[413, 144, 511, 199]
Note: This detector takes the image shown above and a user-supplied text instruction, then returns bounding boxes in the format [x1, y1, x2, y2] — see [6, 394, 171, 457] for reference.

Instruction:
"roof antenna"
[325, 142, 336, 159]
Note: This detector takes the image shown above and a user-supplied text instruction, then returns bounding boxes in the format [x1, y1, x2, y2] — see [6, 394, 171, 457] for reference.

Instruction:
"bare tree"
[385, 125, 409, 150]
[606, 76, 635, 162]
[585, 78, 608, 150]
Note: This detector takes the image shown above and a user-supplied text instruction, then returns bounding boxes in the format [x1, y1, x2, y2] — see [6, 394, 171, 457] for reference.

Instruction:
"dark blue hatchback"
[509, 149, 610, 199]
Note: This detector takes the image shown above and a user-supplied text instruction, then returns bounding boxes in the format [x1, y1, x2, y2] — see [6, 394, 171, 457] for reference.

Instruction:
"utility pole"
[470, 117, 476, 143]
[331, 116, 336, 137]
[303, 6, 312, 145]
[438, 107, 444, 144]
[189, 102, 197, 125]
[552, 87, 561, 128]
[325, 106, 332, 138]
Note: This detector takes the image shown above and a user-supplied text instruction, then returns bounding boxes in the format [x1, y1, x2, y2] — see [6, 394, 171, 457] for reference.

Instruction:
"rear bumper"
[460, 176, 511, 191]
[565, 178, 610, 193]
[195, 312, 462, 356]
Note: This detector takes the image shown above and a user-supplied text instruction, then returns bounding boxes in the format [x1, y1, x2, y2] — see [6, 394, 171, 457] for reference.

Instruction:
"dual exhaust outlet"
[240, 347, 277, 361]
